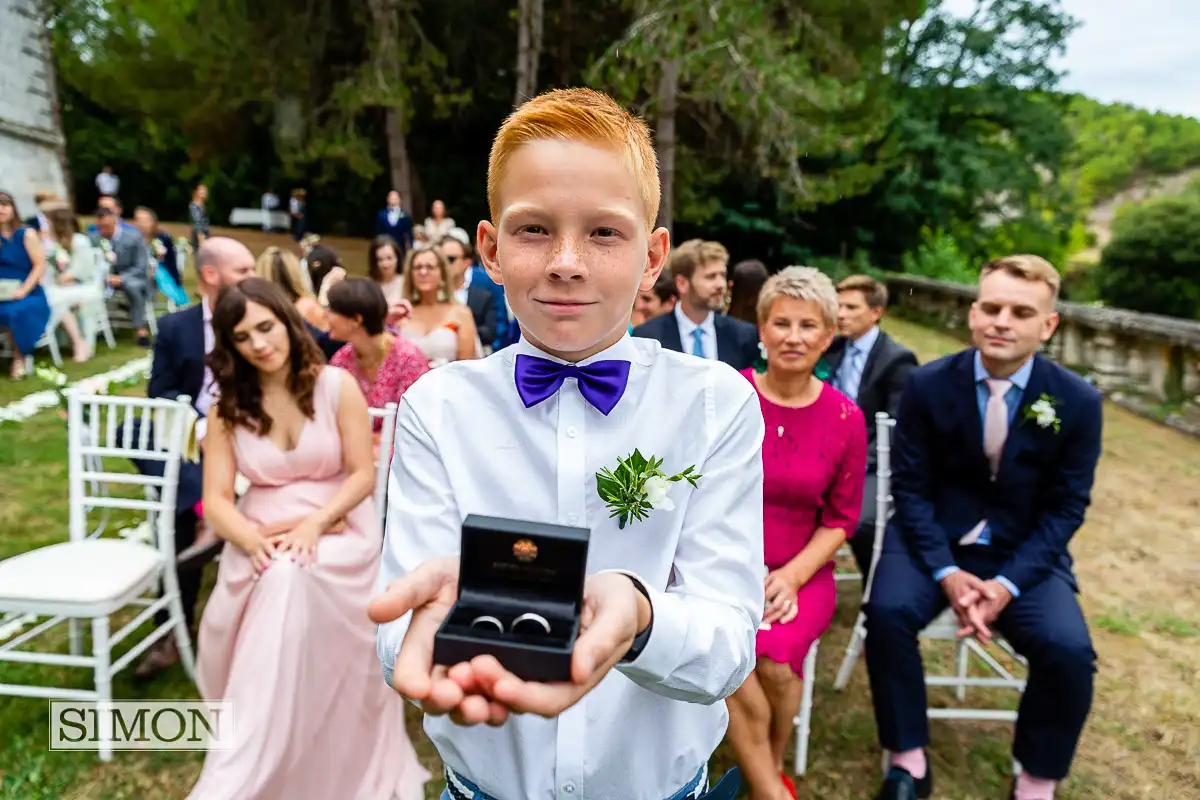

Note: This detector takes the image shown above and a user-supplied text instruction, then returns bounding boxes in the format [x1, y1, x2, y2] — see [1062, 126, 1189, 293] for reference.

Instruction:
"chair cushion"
[0, 539, 163, 605]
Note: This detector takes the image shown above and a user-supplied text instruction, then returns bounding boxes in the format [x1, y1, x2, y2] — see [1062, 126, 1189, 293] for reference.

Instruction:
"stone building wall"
[0, 0, 68, 214]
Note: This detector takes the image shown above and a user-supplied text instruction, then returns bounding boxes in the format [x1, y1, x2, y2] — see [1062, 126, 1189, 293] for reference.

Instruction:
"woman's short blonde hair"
[402, 246, 456, 305]
[756, 266, 839, 328]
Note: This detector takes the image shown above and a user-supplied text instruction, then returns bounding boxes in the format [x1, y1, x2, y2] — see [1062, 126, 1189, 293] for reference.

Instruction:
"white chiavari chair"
[369, 403, 399, 527]
[0, 391, 197, 761]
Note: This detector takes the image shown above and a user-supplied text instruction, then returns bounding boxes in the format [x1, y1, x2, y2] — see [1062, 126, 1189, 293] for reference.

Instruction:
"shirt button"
[566, 426, 578, 438]
[562, 783, 576, 794]
[567, 513, 579, 524]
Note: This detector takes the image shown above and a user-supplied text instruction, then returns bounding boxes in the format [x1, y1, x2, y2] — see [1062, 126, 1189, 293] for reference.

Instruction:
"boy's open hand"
[368, 556, 510, 727]
[368, 560, 646, 725]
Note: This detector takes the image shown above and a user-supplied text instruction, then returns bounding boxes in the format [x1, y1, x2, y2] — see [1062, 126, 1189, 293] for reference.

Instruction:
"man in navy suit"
[632, 238, 759, 369]
[375, 190, 414, 259]
[866, 256, 1103, 800]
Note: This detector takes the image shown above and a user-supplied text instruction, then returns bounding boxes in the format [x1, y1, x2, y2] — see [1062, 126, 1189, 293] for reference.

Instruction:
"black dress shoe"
[873, 765, 933, 800]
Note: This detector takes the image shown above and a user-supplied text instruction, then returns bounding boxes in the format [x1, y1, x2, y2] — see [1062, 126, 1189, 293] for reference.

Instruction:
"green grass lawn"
[1, 255, 1197, 797]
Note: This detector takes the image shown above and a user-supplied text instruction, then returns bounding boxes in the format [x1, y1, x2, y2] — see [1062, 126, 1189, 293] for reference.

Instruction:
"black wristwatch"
[621, 576, 654, 663]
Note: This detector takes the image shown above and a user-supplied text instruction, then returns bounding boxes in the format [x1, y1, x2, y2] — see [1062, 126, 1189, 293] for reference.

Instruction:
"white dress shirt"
[673, 304, 718, 361]
[453, 265, 473, 306]
[378, 334, 765, 800]
[193, 297, 217, 442]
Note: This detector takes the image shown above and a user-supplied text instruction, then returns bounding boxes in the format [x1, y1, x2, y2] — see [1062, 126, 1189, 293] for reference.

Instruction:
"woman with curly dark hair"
[190, 277, 429, 799]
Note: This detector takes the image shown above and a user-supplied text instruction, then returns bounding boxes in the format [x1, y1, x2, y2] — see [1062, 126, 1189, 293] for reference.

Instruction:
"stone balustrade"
[883, 274, 1200, 435]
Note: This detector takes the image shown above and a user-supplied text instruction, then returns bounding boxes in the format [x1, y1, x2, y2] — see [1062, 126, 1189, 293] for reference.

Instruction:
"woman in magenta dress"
[726, 266, 866, 800]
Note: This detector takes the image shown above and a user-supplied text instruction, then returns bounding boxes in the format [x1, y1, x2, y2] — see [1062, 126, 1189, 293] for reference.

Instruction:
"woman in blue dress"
[0, 191, 51, 380]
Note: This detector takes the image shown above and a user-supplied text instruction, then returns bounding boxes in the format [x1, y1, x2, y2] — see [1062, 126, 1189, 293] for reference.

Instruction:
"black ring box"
[433, 514, 591, 682]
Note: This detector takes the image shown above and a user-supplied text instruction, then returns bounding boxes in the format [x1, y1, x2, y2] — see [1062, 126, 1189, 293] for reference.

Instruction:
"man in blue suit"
[866, 255, 1103, 800]
[632, 238, 759, 369]
[375, 190, 414, 259]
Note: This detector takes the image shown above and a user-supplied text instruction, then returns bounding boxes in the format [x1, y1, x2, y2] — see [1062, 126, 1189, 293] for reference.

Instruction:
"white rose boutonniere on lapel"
[1022, 393, 1061, 433]
[595, 449, 701, 529]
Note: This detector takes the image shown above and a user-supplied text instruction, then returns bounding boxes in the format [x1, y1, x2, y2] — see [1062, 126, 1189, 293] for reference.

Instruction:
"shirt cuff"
[994, 575, 1021, 599]
[601, 569, 686, 684]
[933, 566, 960, 582]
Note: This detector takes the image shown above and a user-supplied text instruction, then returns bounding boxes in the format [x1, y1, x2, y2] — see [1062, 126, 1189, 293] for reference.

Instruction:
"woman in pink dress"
[327, 277, 431, 425]
[726, 266, 866, 800]
[191, 278, 429, 799]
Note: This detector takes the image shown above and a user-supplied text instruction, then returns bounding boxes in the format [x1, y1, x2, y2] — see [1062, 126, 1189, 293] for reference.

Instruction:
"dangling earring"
[437, 285, 448, 303]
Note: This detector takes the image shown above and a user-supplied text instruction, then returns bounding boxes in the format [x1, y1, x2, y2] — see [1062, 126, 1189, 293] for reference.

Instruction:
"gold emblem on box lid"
[512, 538, 538, 563]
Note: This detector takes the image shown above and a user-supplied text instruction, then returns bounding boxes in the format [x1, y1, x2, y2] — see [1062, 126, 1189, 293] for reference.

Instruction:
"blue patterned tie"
[691, 327, 705, 358]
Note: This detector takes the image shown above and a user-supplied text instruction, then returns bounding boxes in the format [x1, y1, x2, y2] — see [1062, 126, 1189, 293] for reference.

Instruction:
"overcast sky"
[942, 0, 1200, 119]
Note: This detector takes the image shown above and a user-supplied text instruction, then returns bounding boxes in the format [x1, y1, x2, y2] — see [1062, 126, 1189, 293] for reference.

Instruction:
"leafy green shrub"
[900, 229, 978, 285]
[1098, 195, 1200, 319]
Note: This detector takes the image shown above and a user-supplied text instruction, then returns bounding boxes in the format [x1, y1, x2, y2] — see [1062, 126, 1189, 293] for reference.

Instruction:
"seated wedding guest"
[422, 198, 455, 243]
[25, 191, 55, 232]
[396, 246, 479, 366]
[367, 234, 406, 308]
[826, 274, 917, 577]
[448, 226, 508, 348]
[0, 191, 51, 380]
[92, 207, 153, 347]
[129, 237, 258, 678]
[866, 255, 1102, 800]
[436, 234, 497, 350]
[630, 269, 677, 329]
[327, 277, 431, 424]
[189, 277, 428, 799]
[133, 206, 188, 308]
[726, 266, 866, 800]
[307, 243, 346, 310]
[633, 238, 759, 369]
[40, 202, 95, 362]
[726, 259, 770, 325]
[87, 194, 139, 237]
[133, 205, 182, 285]
[371, 86, 763, 800]
[255, 246, 326, 330]
[375, 190, 414, 258]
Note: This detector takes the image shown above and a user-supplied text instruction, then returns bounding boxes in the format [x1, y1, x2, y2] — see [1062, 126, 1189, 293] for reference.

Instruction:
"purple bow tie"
[514, 354, 631, 416]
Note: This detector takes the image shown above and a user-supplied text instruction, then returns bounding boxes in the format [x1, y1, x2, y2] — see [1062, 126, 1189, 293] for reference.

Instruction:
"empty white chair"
[0, 390, 197, 761]
[791, 639, 820, 775]
[368, 403, 399, 526]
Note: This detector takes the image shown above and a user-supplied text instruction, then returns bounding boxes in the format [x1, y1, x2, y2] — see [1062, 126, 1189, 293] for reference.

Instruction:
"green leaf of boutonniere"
[595, 449, 701, 529]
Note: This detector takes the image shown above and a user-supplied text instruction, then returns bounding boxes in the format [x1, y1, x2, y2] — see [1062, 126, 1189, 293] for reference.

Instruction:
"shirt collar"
[509, 331, 647, 368]
[202, 295, 213, 323]
[850, 325, 880, 356]
[974, 349, 1034, 390]
[674, 303, 714, 334]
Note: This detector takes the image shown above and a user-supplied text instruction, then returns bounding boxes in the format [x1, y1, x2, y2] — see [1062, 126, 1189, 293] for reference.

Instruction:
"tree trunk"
[655, 58, 680, 238]
[515, 0, 545, 105]
[384, 105, 414, 207]
[558, 0, 573, 86]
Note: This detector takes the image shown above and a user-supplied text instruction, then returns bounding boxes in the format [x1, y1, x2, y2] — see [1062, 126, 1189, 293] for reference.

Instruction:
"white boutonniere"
[595, 449, 701, 529]
[1022, 393, 1061, 432]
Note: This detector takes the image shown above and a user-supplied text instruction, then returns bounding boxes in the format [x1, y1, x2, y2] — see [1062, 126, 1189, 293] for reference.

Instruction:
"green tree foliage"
[1097, 195, 1200, 319]
[1063, 96, 1200, 207]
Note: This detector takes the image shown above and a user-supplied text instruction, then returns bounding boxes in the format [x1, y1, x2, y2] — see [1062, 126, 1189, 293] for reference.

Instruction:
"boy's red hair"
[487, 88, 661, 229]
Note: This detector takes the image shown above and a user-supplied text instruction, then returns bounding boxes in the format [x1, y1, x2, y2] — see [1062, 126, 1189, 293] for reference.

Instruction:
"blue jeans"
[439, 764, 741, 800]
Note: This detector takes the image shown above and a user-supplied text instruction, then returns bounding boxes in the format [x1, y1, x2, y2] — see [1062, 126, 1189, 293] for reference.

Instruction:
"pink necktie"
[983, 377, 1012, 478]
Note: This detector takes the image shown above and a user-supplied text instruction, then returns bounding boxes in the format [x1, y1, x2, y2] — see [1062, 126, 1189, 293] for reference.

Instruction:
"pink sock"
[1014, 772, 1055, 800]
[890, 749, 927, 780]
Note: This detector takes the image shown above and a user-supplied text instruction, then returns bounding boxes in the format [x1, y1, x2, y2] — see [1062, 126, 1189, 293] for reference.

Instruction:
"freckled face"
[477, 140, 669, 361]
